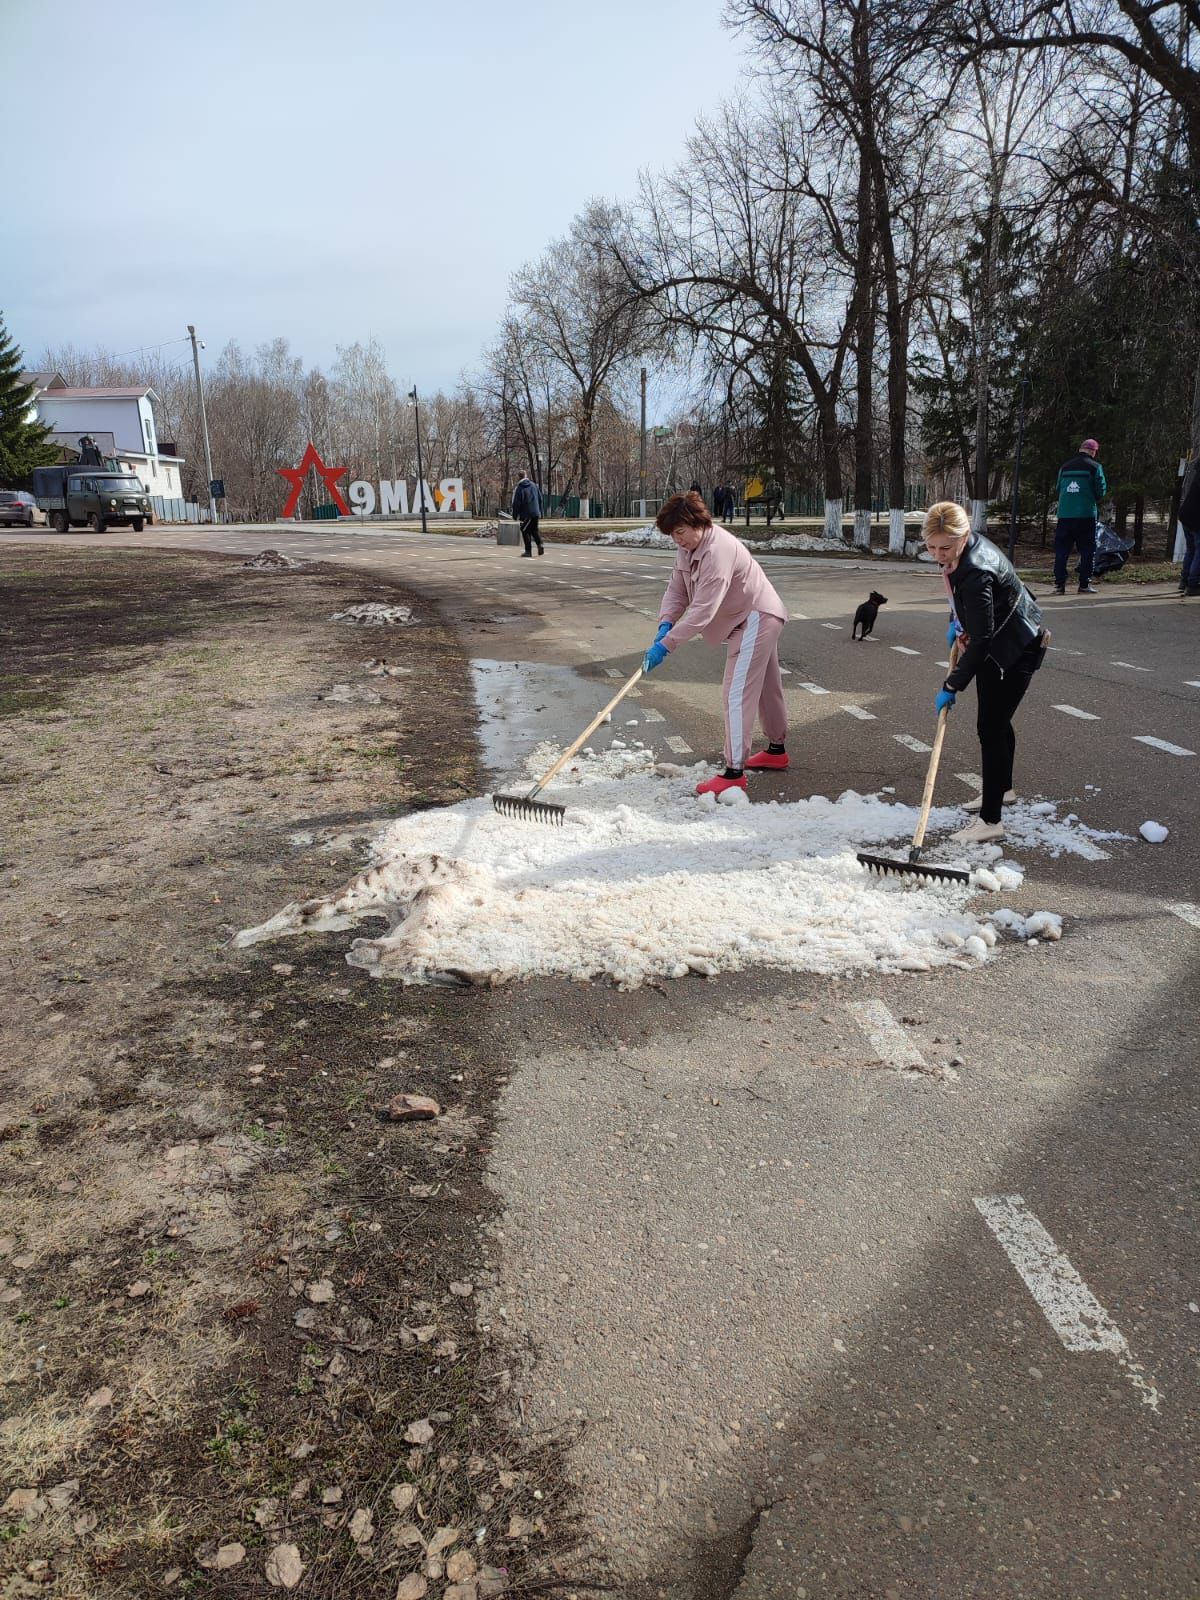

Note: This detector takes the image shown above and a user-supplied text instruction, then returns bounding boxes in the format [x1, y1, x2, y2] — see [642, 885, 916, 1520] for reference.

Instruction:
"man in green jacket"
[1053, 438, 1107, 595]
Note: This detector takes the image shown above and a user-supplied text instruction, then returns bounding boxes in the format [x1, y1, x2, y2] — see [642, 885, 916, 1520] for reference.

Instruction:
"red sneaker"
[744, 750, 789, 771]
[695, 773, 748, 797]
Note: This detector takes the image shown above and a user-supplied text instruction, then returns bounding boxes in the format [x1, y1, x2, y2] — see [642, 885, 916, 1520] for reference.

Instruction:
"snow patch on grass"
[329, 603, 415, 626]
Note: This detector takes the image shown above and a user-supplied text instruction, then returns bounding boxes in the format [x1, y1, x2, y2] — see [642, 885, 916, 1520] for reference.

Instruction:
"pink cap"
[1081, 438, 1100, 454]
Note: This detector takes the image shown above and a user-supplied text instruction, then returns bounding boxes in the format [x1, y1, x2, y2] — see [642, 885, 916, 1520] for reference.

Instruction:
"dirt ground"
[0, 549, 578, 1597]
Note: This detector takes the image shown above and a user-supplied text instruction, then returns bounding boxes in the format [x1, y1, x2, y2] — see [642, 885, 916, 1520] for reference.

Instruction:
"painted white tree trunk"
[853, 508, 872, 548]
[824, 498, 844, 541]
[969, 498, 989, 533]
[578, 496, 590, 520]
[888, 507, 906, 554]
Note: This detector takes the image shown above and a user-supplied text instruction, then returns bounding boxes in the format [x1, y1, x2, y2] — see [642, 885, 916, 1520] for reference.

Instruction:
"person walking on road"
[511, 472, 544, 557]
[925, 501, 1048, 845]
[640, 490, 790, 797]
[1177, 455, 1200, 597]
[1053, 438, 1107, 594]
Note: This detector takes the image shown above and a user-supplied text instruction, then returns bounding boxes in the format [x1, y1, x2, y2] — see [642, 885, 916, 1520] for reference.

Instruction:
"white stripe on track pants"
[723, 610, 787, 769]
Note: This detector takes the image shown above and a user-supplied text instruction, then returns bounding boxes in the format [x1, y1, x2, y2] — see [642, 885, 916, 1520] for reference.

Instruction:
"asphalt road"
[6, 522, 1198, 1599]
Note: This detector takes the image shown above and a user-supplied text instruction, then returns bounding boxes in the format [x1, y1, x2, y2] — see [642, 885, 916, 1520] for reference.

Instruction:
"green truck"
[33, 464, 153, 534]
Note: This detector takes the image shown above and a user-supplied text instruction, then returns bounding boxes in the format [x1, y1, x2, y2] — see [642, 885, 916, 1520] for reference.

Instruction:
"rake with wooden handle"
[492, 665, 645, 825]
[856, 641, 971, 885]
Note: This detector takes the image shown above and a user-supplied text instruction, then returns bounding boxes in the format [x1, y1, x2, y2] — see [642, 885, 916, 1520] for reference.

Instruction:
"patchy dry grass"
[0, 549, 579, 1596]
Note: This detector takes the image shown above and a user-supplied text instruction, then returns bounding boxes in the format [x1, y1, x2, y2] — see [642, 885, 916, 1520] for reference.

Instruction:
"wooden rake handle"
[527, 665, 645, 799]
[910, 639, 960, 855]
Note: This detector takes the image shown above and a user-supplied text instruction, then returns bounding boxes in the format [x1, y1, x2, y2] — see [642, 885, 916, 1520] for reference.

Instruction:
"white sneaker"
[951, 819, 1006, 844]
[963, 790, 1015, 812]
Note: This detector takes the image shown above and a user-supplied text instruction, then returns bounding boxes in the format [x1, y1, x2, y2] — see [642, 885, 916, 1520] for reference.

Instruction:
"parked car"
[0, 490, 47, 528]
[31, 467, 151, 533]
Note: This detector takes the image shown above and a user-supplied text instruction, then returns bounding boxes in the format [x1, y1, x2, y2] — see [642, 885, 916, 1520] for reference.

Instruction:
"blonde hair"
[923, 501, 971, 540]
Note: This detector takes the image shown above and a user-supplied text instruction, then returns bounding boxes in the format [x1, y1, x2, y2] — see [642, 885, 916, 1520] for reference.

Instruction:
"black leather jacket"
[945, 534, 1043, 692]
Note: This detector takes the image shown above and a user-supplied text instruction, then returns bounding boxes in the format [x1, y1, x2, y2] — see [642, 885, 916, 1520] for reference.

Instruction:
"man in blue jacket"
[511, 472, 544, 557]
[1053, 438, 1107, 595]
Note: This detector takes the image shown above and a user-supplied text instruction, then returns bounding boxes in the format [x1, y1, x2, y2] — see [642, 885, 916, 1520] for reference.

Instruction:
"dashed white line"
[956, 771, 983, 789]
[1185, 680, 1200, 689]
[974, 1194, 1161, 1412]
[820, 622, 843, 630]
[640, 708, 665, 723]
[848, 999, 926, 1071]
[936, 658, 951, 669]
[798, 682, 830, 695]
[841, 705, 875, 720]
[1166, 901, 1200, 929]
[1053, 704, 1100, 721]
[1111, 661, 1150, 672]
[603, 668, 622, 679]
[1134, 735, 1194, 756]
[894, 733, 932, 753]
[891, 645, 921, 656]
[665, 735, 692, 754]
[790, 611, 809, 620]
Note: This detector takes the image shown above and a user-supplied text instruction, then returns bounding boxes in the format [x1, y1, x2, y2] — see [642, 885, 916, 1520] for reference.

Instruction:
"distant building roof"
[41, 386, 159, 401]
[21, 371, 67, 390]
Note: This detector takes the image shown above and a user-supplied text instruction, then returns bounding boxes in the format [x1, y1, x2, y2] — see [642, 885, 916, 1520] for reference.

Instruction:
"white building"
[28, 380, 186, 499]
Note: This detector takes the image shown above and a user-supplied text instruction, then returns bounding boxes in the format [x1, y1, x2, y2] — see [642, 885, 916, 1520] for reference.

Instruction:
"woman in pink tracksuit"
[641, 491, 790, 796]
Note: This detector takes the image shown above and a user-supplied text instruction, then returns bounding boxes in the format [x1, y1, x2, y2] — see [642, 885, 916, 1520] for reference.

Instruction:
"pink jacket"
[660, 523, 787, 650]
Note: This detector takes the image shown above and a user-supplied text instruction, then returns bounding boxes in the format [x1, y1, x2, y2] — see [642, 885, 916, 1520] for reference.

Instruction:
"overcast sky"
[4, 0, 748, 394]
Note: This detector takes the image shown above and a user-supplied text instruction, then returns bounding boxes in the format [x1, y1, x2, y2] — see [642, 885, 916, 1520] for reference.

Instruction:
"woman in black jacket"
[924, 501, 1047, 844]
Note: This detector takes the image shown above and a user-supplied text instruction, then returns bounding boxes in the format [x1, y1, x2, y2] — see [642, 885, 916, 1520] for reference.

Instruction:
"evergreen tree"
[0, 314, 55, 486]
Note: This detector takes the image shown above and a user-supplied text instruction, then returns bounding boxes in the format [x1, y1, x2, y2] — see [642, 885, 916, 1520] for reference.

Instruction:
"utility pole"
[409, 387, 428, 536]
[187, 324, 217, 524]
[639, 366, 647, 519]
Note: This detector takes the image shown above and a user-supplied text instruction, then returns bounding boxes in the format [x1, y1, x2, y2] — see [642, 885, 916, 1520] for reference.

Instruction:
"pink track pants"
[722, 611, 787, 768]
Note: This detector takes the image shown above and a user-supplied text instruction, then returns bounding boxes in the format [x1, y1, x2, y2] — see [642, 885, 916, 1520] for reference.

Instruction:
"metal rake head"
[491, 792, 566, 826]
[856, 851, 971, 885]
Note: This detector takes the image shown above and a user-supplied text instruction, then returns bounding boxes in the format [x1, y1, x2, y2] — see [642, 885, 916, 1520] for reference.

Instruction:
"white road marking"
[1166, 901, 1200, 929]
[790, 611, 809, 620]
[1186, 680, 1200, 689]
[841, 705, 876, 720]
[639, 707, 664, 722]
[798, 682, 830, 695]
[956, 771, 983, 789]
[974, 1194, 1161, 1412]
[847, 999, 926, 1071]
[1048, 646, 1085, 656]
[1053, 704, 1100, 721]
[603, 668, 622, 679]
[894, 733, 932, 753]
[1111, 661, 1150, 672]
[780, 667, 792, 675]
[936, 658, 951, 668]
[820, 622, 843, 630]
[891, 645, 921, 656]
[665, 735, 692, 754]
[1134, 735, 1195, 756]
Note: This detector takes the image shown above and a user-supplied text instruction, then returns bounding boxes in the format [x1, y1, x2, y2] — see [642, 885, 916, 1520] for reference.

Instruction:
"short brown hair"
[656, 491, 711, 535]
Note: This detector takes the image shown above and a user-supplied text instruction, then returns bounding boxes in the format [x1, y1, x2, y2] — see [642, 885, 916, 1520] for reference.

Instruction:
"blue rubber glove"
[642, 640, 669, 674]
[654, 620, 672, 645]
[946, 618, 961, 646]
[935, 687, 956, 715]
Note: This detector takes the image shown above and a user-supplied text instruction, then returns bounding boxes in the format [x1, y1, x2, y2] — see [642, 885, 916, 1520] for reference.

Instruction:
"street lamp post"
[187, 324, 217, 524]
[409, 386, 428, 536]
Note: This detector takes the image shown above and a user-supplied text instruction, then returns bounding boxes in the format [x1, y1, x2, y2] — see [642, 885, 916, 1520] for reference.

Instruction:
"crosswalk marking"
[894, 733, 932, 753]
[841, 705, 875, 720]
[891, 645, 921, 656]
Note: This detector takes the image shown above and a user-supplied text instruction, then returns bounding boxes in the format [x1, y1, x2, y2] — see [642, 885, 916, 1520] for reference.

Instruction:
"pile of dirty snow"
[1001, 800, 1130, 860]
[243, 549, 305, 570]
[743, 532, 851, 554]
[584, 525, 674, 549]
[236, 746, 1067, 989]
[329, 603, 415, 626]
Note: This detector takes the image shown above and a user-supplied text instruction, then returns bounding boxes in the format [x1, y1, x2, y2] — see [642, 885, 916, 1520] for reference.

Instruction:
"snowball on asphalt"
[235, 747, 1082, 989]
[1139, 820, 1169, 843]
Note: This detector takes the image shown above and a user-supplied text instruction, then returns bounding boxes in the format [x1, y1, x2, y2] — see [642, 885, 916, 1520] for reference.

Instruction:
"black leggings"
[975, 642, 1042, 823]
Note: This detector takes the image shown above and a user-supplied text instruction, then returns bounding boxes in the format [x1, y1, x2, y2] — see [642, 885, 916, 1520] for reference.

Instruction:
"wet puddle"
[470, 658, 629, 778]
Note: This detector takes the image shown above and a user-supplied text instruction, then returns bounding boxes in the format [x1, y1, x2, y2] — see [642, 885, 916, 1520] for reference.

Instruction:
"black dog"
[852, 591, 888, 640]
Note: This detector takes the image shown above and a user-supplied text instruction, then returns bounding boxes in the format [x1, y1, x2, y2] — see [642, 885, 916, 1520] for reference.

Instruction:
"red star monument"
[277, 442, 350, 518]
